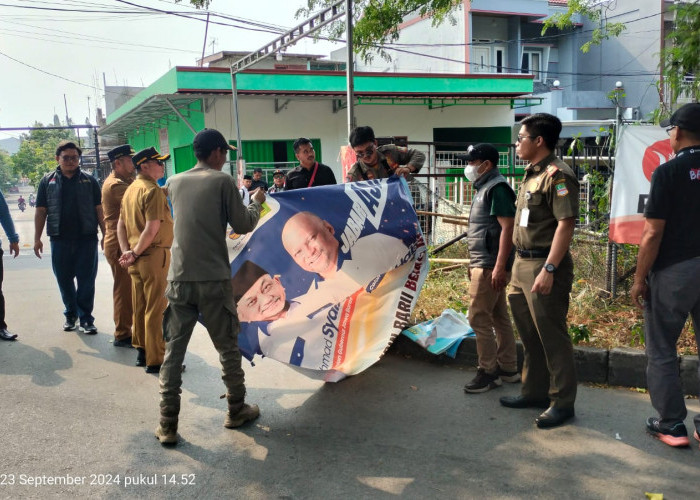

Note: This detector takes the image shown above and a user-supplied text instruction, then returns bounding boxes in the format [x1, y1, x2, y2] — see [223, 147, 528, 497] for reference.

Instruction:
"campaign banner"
[610, 125, 672, 244]
[229, 176, 429, 382]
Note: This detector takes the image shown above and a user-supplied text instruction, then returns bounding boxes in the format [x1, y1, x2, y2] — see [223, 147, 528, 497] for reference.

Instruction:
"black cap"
[193, 128, 236, 157]
[107, 144, 134, 162]
[253, 167, 263, 173]
[243, 174, 252, 180]
[132, 147, 170, 168]
[273, 169, 285, 176]
[232, 261, 268, 303]
[660, 103, 700, 134]
[458, 143, 499, 166]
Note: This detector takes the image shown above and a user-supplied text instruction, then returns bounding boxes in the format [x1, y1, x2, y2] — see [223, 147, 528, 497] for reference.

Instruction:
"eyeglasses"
[60, 155, 80, 162]
[516, 135, 537, 143]
[354, 144, 375, 159]
[665, 125, 677, 136]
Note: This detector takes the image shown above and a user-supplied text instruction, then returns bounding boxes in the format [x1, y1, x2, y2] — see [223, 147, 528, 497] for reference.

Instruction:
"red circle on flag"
[642, 140, 673, 181]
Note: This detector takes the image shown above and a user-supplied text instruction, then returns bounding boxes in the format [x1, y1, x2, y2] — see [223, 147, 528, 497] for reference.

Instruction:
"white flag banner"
[610, 125, 672, 244]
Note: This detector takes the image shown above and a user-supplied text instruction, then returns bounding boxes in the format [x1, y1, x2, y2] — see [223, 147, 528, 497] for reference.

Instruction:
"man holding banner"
[631, 103, 700, 449]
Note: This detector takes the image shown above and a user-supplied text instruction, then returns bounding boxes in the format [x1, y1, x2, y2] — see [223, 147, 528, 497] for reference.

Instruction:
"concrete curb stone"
[389, 334, 697, 396]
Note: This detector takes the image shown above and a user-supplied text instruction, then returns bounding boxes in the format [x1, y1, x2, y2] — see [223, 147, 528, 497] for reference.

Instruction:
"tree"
[541, 0, 700, 120]
[0, 150, 18, 192]
[11, 123, 75, 187]
[659, 1, 700, 113]
[297, 0, 463, 62]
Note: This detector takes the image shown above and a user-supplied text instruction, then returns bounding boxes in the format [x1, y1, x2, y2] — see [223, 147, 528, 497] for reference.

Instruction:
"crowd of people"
[0, 107, 698, 449]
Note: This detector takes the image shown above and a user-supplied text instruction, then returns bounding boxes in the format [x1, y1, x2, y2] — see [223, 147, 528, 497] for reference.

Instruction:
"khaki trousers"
[130, 248, 169, 367]
[104, 235, 133, 341]
[159, 280, 246, 416]
[507, 254, 577, 408]
[468, 268, 517, 374]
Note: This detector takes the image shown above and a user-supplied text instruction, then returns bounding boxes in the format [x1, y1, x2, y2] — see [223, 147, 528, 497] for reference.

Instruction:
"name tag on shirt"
[519, 208, 530, 227]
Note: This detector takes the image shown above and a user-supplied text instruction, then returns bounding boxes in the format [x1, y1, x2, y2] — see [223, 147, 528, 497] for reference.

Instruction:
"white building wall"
[205, 96, 514, 178]
[352, 11, 466, 74]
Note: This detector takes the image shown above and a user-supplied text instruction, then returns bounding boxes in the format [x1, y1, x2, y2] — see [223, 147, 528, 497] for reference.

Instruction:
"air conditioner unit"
[622, 107, 639, 120]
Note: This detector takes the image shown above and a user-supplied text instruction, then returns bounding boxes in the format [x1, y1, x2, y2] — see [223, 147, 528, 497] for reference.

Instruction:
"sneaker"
[63, 318, 77, 331]
[113, 336, 133, 348]
[224, 403, 260, 429]
[155, 423, 178, 445]
[646, 417, 689, 447]
[79, 323, 98, 335]
[464, 368, 502, 394]
[497, 367, 521, 383]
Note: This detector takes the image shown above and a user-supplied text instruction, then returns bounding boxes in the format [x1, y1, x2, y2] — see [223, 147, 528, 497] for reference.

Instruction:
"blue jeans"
[50, 239, 98, 325]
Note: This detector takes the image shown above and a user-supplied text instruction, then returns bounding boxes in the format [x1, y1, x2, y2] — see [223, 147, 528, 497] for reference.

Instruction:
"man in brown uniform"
[500, 113, 579, 429]
[103, 145, 135, 348]
[117, 147, 173, 373]
[347, 126, 425, 182]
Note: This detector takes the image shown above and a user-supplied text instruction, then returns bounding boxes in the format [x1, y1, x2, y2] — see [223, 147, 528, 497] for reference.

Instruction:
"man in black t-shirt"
[285, 138, 337, 190]
[249, 168, 268, 192]
[631, 103, 700, 449]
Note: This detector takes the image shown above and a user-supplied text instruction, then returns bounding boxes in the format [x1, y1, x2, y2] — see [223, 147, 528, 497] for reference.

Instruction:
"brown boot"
[224, 403, 260, 429]
[155, 419, 178, 445]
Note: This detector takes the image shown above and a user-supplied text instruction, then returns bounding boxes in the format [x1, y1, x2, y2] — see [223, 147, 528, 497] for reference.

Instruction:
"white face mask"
[463, 161, 484, 182]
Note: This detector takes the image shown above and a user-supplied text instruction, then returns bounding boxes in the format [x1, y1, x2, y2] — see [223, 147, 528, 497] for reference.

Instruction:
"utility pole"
[345, 0, 355, 137]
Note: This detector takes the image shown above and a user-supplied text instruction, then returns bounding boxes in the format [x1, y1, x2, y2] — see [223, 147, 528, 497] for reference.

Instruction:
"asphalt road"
[0, 192, 698, 499]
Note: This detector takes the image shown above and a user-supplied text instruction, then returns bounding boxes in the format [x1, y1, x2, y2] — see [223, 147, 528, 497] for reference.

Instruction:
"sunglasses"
[354, 144, 375, 159]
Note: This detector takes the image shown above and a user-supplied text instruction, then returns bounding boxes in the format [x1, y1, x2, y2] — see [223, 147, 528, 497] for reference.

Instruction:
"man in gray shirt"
[156, 128, 265, 446]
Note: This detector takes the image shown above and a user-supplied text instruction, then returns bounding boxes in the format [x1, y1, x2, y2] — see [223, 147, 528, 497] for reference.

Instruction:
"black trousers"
[0, 248, 6, 330]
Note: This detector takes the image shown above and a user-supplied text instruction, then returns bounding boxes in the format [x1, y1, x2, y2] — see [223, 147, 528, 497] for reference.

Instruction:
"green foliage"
[629, 321, 644, 347]
[541, 0, 626, 53]
[178, 0, 210, 8]
[658, 2, 700, 115]
[569, 323, 590, 344]
[0, 150, 19, 191]
[297, 0, 464, 63]
[11, 123, 75, 187]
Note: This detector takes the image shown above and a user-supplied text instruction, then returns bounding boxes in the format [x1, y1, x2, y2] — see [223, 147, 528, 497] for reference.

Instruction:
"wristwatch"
[544, 263, 557, 273]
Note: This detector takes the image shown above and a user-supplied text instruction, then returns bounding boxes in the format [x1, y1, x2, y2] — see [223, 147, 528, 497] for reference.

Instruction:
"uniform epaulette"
[546, 164, 560, 177]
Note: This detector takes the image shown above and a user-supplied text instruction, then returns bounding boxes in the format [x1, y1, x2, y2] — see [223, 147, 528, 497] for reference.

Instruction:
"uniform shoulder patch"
[546, 164, 560, 177]
[555, 181, 569, 197]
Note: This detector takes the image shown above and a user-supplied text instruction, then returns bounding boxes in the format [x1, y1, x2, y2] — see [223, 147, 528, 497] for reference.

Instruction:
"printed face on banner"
[229, 177, 429, 381]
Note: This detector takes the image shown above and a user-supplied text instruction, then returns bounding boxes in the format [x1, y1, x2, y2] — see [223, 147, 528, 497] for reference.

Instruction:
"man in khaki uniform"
[103, 145, 135, 348]
[117, 147, 173, 373]
[500, 113, 579, 429]
[347, 126, 425, 182]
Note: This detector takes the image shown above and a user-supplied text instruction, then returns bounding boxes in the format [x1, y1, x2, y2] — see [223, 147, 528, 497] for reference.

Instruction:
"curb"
[388, 335, 699, 396]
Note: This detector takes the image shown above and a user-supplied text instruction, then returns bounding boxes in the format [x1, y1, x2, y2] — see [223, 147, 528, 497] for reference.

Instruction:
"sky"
[0, 0, 345, 139]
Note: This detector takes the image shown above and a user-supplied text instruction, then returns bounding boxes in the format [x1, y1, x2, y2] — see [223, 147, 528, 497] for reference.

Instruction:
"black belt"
[516, 248, 550, 259]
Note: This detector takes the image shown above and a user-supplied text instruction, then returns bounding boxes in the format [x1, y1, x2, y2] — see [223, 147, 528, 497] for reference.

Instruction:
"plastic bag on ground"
[401, 308, 474, 358]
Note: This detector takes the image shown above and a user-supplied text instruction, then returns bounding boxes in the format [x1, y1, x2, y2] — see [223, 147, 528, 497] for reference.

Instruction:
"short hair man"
[0, 190, 19, 341]
[500, 113, 579, 429]
[103, 145, 136, 348]
[346, 126, 425, 182]
[239, 175, 252, 205]
[155, 128, 265, 446]
[267, 169, 286, 194]
[34, 140, 105, 334]
[117, 147, 173, 373]
[285, 138, 337, 190]
[460, 144, 519, 394]
[631, 103, 700, 449]
[281, 211, 409, 307]
[250, 167, 268, 192]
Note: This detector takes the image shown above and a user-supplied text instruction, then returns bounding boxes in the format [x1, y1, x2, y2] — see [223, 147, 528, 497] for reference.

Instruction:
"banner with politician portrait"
[229, 176, 429, 382]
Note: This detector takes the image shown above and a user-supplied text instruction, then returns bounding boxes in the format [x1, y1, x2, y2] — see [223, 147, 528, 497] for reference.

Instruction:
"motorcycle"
[18, 200, 26, 212]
